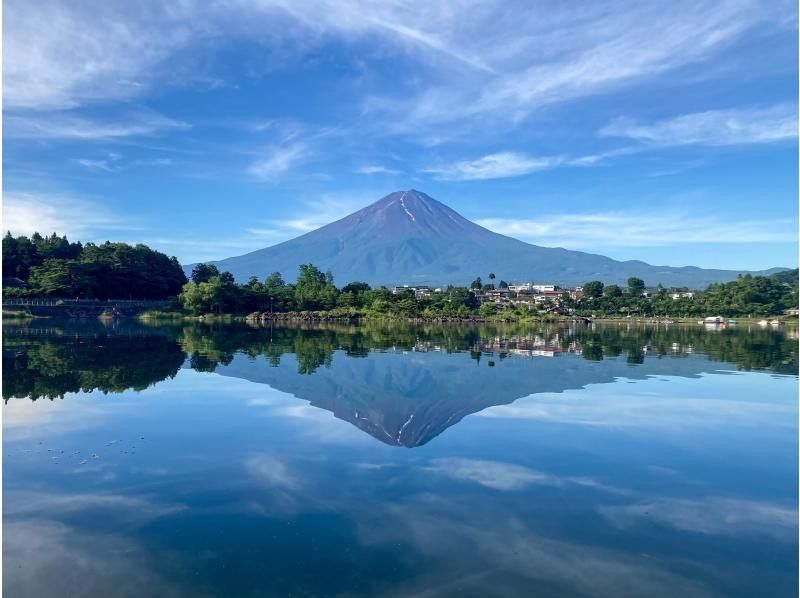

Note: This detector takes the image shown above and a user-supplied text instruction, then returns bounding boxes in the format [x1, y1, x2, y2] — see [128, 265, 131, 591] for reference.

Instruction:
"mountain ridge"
[188, 190, 786, 288]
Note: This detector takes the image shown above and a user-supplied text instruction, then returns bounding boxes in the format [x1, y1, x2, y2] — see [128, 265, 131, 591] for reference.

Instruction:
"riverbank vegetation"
[176, 263, 797, 320]
[3, 232, 186, 299]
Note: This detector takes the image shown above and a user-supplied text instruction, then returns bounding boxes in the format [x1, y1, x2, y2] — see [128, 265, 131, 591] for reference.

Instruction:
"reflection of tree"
[3, 334, 184, 401]
[173, 321, 797, 375]
[4, 321, 796, 402]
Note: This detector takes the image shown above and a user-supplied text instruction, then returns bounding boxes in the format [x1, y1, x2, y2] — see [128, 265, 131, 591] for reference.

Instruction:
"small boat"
[769, 319, 782, 326]
[758, 320, 769, 326]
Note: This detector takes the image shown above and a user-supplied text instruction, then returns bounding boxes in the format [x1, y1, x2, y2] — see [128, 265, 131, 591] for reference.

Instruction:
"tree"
[191, 263, 220, 284]
[295, 263, 337, 310]
[583, 280, 604, 298]
[627, 277, 646, 295]
[264, 272, 285, 288]
[488, 273, 496, 289]
[470, 277, 482, 290]
[479, 302, 496, 317]
[604, 284, 622, 298]
[29, 259, 95, 297]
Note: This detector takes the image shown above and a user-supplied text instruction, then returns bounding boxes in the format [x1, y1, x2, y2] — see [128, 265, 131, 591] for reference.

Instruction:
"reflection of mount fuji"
[215, 348, 729, 447]
[7, 321, 795, 446]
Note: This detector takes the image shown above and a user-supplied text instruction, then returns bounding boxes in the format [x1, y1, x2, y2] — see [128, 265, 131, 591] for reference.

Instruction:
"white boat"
[770, 319, 782, 326]
[703, 316, 724, 324]
[758, 320, 769, 326]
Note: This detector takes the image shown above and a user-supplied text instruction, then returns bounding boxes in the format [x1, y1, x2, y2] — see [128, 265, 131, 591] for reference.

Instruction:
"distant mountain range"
[192, 190, 785, 288]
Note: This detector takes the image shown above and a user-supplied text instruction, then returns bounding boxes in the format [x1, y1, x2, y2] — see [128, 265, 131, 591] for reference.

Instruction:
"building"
[391, 285, 432, 298]
[481, 288, 512, 304]
[670, 291, 695, 300]
[507, 282, 557, 293]
[532, 290, 563, 303]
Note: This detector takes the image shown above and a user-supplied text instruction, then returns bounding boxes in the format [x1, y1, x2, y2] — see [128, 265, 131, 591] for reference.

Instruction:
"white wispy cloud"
[6, 110, 190, 140]
[356, 165, 402, 175]
[599, 104, 798, 146]
[475, 212, 797, 248]
[248, 143, 309, 181]
[365, 0, 793, 132]
[427, 152, 564, 181]
[425, 147, 639, 180]
[246, 190, 377, 237]
[74, 159, 117, 172]
[7, 0, 789, 128]
[3, 0, 190, 110]
[2, 192, 132, 238]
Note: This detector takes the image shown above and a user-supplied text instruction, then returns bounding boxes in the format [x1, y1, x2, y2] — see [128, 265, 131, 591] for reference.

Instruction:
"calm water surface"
[3, 321, 798, 597]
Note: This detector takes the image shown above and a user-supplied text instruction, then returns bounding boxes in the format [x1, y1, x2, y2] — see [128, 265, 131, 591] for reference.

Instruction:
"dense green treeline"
[179, 262, 479, 317]
[2, 232, 186, 299]
[179, 263, 797, 318]
[573, 273, 798, 317]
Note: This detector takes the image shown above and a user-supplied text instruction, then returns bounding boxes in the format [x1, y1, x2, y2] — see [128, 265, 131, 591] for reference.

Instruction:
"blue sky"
[3, 0, 798, 269]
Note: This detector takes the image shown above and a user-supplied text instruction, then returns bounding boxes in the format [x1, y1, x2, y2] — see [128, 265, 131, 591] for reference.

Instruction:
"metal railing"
[3, 298, 168, 308]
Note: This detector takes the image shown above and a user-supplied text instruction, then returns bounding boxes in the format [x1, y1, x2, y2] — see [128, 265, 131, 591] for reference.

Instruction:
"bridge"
[3, 298, 169, 318]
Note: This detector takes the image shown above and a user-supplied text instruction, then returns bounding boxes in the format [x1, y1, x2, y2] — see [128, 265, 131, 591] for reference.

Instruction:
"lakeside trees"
[572, 271, 797, 317]
[3, 232, 186, 300]
[174, 262, 797, 319]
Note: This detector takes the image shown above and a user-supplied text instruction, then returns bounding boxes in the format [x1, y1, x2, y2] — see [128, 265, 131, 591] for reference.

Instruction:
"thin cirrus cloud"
[424, 149, 635, 181]
[356, 165, 402, 175]
[3, 0, 190, 111]
[2, 192, 134, 239]
[599, 104, 798, 146]
[427, 152, 564, 181]
[475, 212, 797, 249]
[6, 0, 789, 124]
[370, 0, 792, 131]
[5, 110, 190, 141]
[248, 143, 310, 181]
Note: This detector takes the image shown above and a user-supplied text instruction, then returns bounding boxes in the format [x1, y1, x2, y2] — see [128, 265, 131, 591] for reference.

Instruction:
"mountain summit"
[198, 190, 782, 287]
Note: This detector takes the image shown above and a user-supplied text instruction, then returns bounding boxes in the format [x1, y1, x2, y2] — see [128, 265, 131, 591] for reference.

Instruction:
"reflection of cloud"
[4, 519, 198, 598]
[357, 496, 715, 597]
[601, 497, 797, 541]
[427, 457, 631, 495]
[476, 374, 797, 430]
[245, 454, 301, 491]
[3, 396, 108, 441]
[427, 458, 557, 490]
[6, 490, 185, 522]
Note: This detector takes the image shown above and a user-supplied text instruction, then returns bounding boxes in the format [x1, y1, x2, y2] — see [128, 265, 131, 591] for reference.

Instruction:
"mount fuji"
[195, 190, 783, 287]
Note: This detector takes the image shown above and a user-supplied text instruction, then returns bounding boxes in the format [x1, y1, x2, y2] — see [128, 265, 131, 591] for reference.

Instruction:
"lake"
[3, 320, 798, 597]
